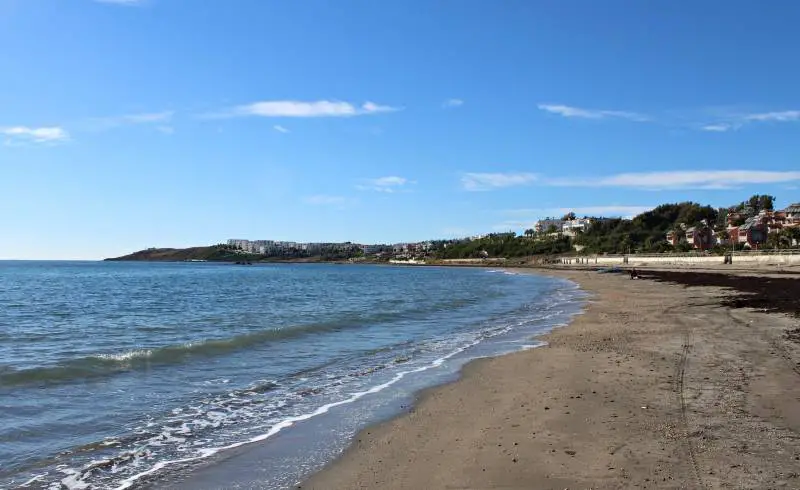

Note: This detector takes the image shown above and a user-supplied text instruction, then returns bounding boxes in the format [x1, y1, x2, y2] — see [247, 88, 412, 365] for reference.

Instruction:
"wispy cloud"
[1, 126, 69, 144]
[537, 104, 800, 132]
[303, 195, 350, 206]
[356, 176, 414, 193]
[83, 111, 174, 131]
[443, 98, 464, 108]
[701, 123, 735, 132]
[549, 170, 800, 190]
[461, 172, 537, 191]
[538, 103, 649, 122]
[273, 125, 290, 133]
[217, 100, 400, 119]
[697, 108, 800, 132]
[156, 126, 174, 135]
[744, 110, 800, 122]
[122, 111, 172, 123]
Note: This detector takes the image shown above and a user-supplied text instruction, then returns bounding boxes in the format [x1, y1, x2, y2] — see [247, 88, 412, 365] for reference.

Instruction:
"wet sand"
[303, 269, 800, 489]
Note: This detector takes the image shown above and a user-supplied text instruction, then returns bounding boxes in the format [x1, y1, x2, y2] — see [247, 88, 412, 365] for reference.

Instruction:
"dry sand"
[303, 269, 800, 489]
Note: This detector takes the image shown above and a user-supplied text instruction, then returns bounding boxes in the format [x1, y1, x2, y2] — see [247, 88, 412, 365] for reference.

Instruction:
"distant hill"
[104, 246, 257, 262]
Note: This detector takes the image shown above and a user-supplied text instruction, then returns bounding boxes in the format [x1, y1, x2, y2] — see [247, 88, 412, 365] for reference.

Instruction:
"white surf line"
[113, 277, 587, 490]
[113, 340, 480, 490]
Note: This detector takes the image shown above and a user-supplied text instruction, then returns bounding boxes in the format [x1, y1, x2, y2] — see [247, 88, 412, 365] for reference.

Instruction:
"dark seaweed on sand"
[641, 271, 800, 318]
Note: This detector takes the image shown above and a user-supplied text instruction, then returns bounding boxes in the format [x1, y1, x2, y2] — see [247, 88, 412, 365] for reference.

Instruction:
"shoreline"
[135, 269, 582, 490]
[302, 268, 800, 489]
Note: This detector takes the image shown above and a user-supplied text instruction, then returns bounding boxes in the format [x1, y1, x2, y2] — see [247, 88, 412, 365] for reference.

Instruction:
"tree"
[620, 234, 632, 254]
[781, 227, 800, 247]
[546, 224, 559, 234]
[714, 208, 729, 231]
[562, 211, 576, 221]
[524, 228, 535, 239]
[766, 233, 783, 250]
[742, 194, 775, 215]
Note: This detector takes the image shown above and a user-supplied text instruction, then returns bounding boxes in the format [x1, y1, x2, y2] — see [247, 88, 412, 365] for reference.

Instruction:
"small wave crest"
[0, 322, 342, 387]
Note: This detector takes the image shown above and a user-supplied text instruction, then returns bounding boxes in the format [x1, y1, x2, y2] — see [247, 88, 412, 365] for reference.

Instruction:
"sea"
[0, 261, 585, 490]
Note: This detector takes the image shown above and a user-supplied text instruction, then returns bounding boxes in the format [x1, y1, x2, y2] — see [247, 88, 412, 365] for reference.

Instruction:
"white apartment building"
[561, 218, 592, 237]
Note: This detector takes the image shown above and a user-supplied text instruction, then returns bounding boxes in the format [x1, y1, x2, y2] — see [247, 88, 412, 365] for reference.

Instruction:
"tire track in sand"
[673, 320, 705, 489]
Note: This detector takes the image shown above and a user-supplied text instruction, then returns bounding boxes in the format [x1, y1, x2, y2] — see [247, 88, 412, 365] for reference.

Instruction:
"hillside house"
[561, 218, 592, 237]
[783, 203, 800, 227]
[685, 226, 715, 250]
[665, 230, 681, 246]
[730, 217, 768, 248]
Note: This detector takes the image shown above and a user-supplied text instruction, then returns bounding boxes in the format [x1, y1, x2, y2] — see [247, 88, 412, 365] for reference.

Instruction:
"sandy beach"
[303, 268, 800, 489]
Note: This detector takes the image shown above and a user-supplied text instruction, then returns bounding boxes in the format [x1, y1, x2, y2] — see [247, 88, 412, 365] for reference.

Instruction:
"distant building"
[665, 230, 681, 246]
[535, 219, 564, 234]
[561, 218, 592, 237]
[783, 203, 800, 227]
[729, 216, 768, 248]
[684, 226, 715, 250]
[361, 244, 383, 255]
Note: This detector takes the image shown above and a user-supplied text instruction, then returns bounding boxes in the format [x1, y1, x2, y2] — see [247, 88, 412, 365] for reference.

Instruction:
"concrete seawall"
[562, 252, 800, 266]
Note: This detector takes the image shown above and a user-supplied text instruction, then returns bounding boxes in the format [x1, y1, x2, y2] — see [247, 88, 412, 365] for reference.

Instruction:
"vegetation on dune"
[106, 243, 363, 262]
[433, 233, 573, 259]
[105, 245, 262, 262]
[575, 202, 719, 254]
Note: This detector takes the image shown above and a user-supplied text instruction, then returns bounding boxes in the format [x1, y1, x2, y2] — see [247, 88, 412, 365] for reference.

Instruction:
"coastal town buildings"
[227, 238, 438, 259]
[534, 219, 564, 234]
[685, 226, 715, 250]
[561, 218, 592, 237]
[785, 203, 800, 224]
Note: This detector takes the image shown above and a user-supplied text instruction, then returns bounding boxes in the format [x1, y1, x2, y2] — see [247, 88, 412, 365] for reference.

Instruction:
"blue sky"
[2, 0, 800, 259]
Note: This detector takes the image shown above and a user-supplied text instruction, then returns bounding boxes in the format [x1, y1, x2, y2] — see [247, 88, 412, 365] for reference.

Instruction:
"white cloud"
[695, 108, 800, 132]
[156, 126, 174, 135]
[273, 125, 290, 133]
[229, 100, 400, 118]
[549, 170, 800, 190]
[357, 175, 414, 193]
[361, 101, 397, 113]
[84, 111, 174, 131]
[443, 98, 464, 108]
[744, 110, 800, 122]
[1, 126, 69, 144]
[461, 172, 537, 191]
[303, 195, 349, 205]
[701, 124, 735, 132]
[538, 104, 649, 122]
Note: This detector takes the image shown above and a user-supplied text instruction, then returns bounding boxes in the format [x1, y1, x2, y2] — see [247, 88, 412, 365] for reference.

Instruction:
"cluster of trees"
[431, 195, 796, 259]
[575, 202, 719, 254]
[766, 227, 800, 249]
[723, 194, 775, 227]
[433, 232, 572, 259]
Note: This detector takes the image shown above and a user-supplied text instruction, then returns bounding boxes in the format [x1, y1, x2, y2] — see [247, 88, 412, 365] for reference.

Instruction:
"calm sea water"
[0, 261, 584, 489]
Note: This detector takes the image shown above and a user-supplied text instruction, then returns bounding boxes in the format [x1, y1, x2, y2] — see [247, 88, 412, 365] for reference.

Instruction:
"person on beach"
[630, 268, 639, 279]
